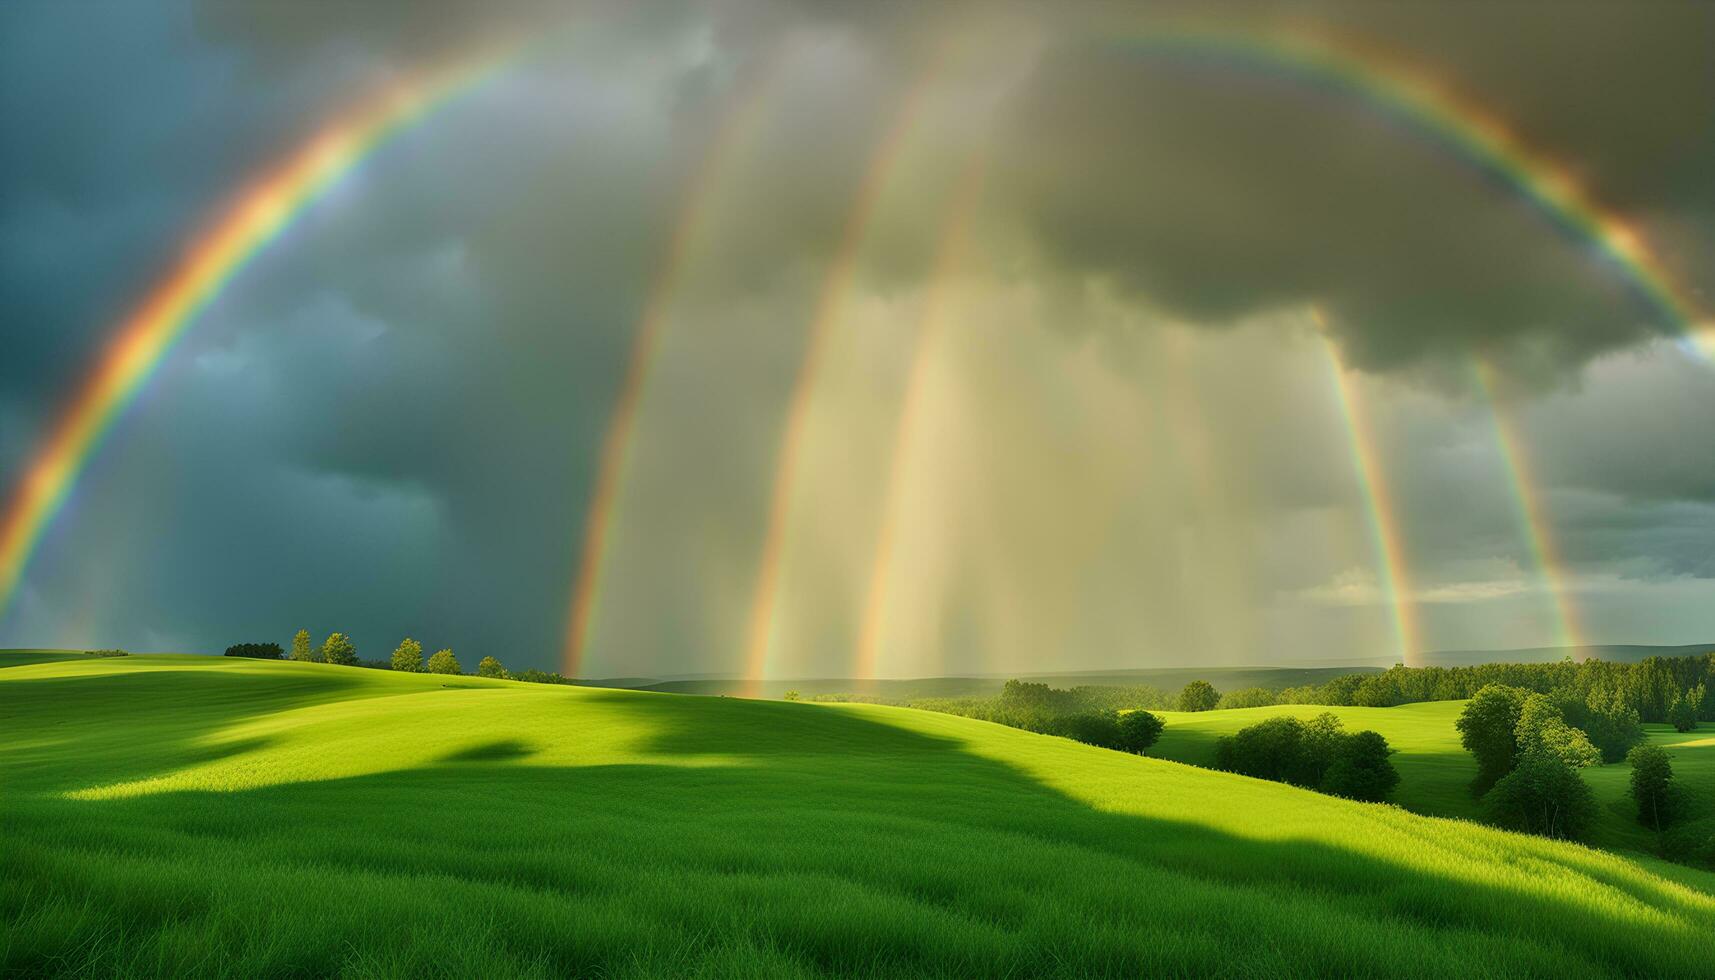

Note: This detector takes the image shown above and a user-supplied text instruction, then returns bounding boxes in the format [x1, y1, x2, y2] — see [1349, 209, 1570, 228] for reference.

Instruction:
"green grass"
[4, 656, 1714, 977]
[1152, 702, 1715, 862]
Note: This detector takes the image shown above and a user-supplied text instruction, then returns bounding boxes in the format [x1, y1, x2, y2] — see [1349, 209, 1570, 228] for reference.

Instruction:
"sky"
[2, 1, 1713, 678]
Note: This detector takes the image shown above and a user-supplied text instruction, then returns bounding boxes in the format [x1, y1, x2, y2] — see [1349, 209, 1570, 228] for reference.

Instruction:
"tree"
[476, 655, 507, 679]
[1627, 743, 1675, 831]
[1176, 680, 1220, 712]
[426, 648, 461, 675]
[1321, 730, 1399, 802]
[1515, 694, 1600, 770]
[1484, 751, 1597, 840]
[321, 633, 357, 666]
[290, 629, 315, 663]
[224, 642, 282, 659]
[391, 638, 424, 673]
[1215, 716, 1308, 784]
[782, 689, 800, 701]
[1351, 674, 1401, 708]
[1581, 686, 1643, 763]
[1116, 710, 1164, 753]
[1456, 684, 1529, 793]
[1217, 686, 1277, 709]
[1668, 692, 1699, 733]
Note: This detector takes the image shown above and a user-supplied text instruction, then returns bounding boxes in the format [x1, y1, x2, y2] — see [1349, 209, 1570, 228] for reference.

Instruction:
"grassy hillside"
[1151, 702, 1715, 859]
[4, 656, 1714, 977]
[0, 649, 118, 668]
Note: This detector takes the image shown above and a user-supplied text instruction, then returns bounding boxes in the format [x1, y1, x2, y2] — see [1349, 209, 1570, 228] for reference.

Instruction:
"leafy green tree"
[1484, 751, 1597, 840]
[426, 648, 461, 675]
[1176, 680, 1219, 712]
[390, 638, 424, 673]
[1456, 684, 1529, 793]
[782, 689, 800, 701]
[1322, 730, 1400, 802]
[289, 629, 315, 662]
[1581, 686, 1643, 763]
[321, 633, 357, 666]
[1627, 743, 1675, 831]
[1216, 716, 1307, 784]
[1351, 674, 1401, 707]
[1516, 694, 1600, 770]
[1689, 684, 1708, 723]
[224, 642, 283, 659]
[1668, 692, 1699, 733]
[476, 655, 507, 679]
[1217, 686, 1277, 709]
[1116, 710, 1164, 753]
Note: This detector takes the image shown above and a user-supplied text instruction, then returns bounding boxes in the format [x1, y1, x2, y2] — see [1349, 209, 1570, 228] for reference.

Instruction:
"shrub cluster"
[223, 642, 283, 659]
[910, 679, 1165, 754]
[84, 649, 129, 658]
[1457, 685, 1600, 840]
[1214, 713, 1399, 802]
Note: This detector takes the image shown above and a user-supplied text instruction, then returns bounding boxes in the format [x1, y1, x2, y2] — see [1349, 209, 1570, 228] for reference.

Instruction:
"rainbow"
[853, 153, 989, 685]
[1114, 29, 1709, 356]
[559, 55, 785, 679]
[0, 46, 524, 626]
[1472, 361, 1587, 651]
[738, 74, 939, 697]
[1317, 318, 1422, 664]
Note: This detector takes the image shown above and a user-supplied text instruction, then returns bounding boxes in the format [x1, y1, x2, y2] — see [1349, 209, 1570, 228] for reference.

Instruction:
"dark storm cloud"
[985, 2, 1715, 375]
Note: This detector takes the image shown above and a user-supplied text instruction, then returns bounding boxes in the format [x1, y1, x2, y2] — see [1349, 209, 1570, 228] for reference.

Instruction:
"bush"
[1456, 684, 1529, 793]
[782, 690, 800, 701]
[1668, 691, 1700, 732]
[85, 649, 128, 658]
[426, 649, 461, 675]
[289, 629, 316, 662]
[1484, 751, 1597, 840]
[514, 668, 575, 685]
[1176, 680, 1220, 712]
[391, 638, 424, 673]
[223, 643, 283, 659]
[1627, 743, 1675, 831]
[1661, 816, 1715, 869]
[1116, 710, 1164, 753]
[1322, 730, 1399, 802]
[1217, 686, 1277, 710]
[320, 633, 358, 666]
[476, 656, 507, 679]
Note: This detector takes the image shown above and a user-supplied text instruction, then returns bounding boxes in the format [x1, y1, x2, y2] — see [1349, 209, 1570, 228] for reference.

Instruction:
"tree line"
[224, 631, 506, 680]
[910, 679, 1166, 754]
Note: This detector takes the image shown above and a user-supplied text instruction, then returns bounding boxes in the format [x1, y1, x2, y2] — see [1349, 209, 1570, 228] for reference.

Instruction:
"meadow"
[4, 654, 1715, 977]
[1151, 701, 1715, 861]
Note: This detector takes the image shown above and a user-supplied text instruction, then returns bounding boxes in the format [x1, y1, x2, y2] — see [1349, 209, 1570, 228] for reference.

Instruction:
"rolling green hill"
[4, 655, 1714, 977]
[1151, 702, 1715, 861]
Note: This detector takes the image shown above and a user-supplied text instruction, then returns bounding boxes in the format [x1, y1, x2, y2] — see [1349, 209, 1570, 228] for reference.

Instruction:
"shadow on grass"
[7, 685, 1712, 977]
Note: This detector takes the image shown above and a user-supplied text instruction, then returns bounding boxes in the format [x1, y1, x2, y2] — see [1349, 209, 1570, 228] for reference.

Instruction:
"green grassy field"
[1152, 702, 1715, 861]
[5, 655, 1715, 977]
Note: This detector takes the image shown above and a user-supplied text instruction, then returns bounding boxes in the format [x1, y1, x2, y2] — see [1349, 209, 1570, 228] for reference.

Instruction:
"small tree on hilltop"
[782, 690, 800, 701]
[1116, 709, 1165, 753]
[391, 638, 424, 673]
[427, 648, 461, 675]
[290, 629, 315, 662]
[1627, 743, 1675, 832]
[321, 633, 358, 666]
[476, 655, 507, 679]
[1176, 680, 1219, 712]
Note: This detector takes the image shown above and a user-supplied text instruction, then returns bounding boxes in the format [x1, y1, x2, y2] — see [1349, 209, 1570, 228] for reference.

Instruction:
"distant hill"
[600, 665, 1384, 701]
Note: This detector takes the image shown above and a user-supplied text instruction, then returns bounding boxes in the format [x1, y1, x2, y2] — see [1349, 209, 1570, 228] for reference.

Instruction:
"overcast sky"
[3, 1, 1713, 677]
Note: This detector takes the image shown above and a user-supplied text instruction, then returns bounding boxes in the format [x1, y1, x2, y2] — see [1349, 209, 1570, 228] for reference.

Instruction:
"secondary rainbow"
[738, 70, 940, 697]
[853, 152, 990, 685]
[0, 47, 524, 625]
[560, 55, 785, 679]
[1317, 319, 1423, 665]
[1114, 29, 1709, 356]
[1473, 361, 1587, 652]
